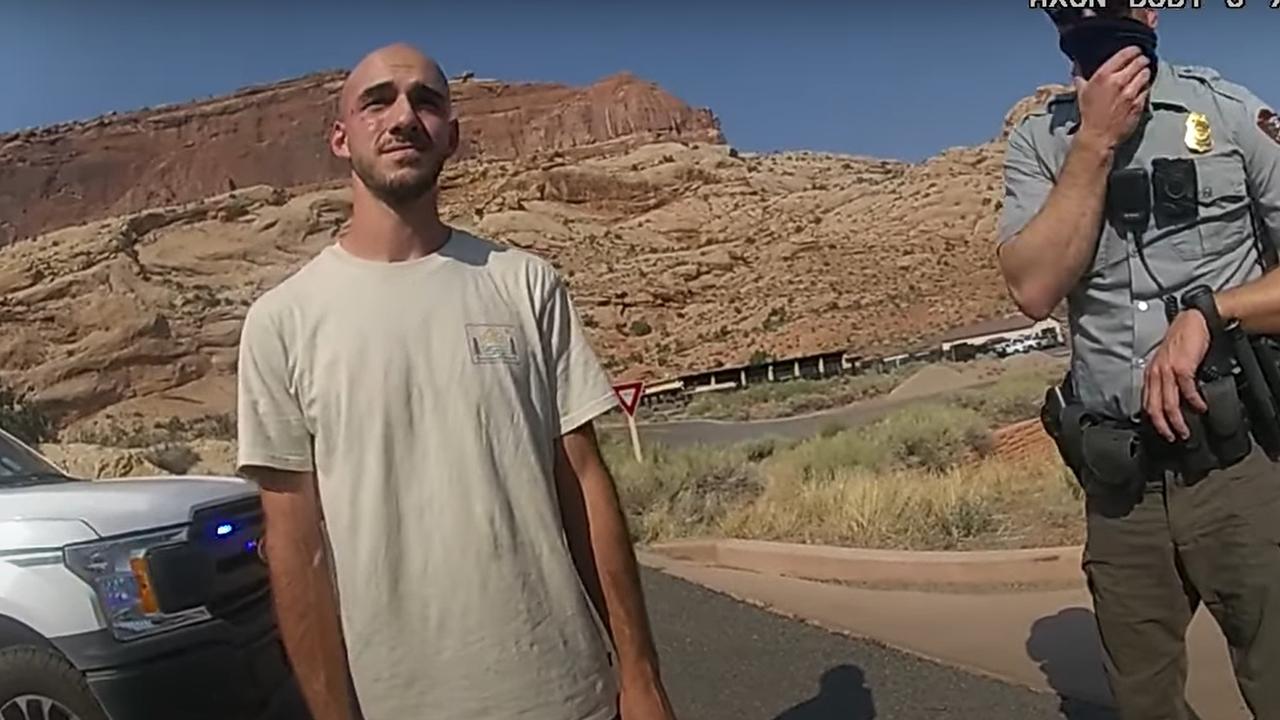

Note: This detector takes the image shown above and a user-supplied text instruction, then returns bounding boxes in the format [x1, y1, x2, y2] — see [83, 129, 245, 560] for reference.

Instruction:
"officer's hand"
[1074, 46, 1152, 149]
[1143, 309, 1211, 442]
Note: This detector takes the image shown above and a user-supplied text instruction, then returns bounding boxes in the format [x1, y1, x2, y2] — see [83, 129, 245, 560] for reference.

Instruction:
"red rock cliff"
[0, 70, 723, 247]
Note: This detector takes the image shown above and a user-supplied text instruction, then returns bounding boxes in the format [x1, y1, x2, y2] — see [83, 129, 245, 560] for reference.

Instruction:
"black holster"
[1040, 373, 1146, 489]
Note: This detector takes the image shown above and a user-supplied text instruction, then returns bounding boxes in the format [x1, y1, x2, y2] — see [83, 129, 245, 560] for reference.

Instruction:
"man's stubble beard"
[351, 152, 444, 208]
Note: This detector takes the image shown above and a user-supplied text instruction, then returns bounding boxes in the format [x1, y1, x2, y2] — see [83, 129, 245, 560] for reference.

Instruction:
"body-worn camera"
[1152, 158, 1199, 229]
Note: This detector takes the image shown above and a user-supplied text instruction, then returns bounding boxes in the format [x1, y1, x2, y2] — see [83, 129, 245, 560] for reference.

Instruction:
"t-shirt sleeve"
[997, 120, 1054, 247]
[538, 271, 618, 436]
[235, 301, 315, 474]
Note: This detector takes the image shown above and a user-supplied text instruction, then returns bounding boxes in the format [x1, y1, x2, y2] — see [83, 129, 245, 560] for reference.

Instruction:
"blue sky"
[1, 1, 1276, 163]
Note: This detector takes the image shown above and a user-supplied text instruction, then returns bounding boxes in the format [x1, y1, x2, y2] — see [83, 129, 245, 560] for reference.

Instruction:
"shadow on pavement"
[1026, 607, 1119, 719]
[772, 664, 876, 720]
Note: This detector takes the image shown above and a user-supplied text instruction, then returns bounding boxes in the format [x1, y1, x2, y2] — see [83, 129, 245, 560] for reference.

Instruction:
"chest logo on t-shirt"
[465, 323, 521, 365]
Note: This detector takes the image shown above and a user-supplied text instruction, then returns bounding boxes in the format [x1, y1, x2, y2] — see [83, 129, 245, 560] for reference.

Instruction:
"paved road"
[615, 379, 995, 450]
[606, 349, 1073, 449]
[643, 567, 1116, 720]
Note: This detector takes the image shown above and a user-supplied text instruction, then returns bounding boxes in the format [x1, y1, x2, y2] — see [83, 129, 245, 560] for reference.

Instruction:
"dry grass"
[720, 454, 1082, 551]
[603, 366, 1084, 551]
[602, 433, 776, 544]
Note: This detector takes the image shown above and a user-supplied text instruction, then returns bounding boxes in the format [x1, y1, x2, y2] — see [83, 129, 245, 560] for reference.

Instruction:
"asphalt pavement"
[643, 567, 1116, 720]
[611, 347, 1075, 450]
[621, 382, 992, 449]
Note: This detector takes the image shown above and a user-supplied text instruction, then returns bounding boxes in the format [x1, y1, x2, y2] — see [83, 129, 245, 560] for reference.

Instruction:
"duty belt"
[1043, 373, 1252, 489]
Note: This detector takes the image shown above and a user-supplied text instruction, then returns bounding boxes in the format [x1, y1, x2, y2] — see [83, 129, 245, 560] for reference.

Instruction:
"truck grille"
[190, 495, 271, 619]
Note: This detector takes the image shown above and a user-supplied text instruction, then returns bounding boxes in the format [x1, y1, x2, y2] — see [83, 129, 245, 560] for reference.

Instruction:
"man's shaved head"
[339, 43, 451, 118]
[331, 42, 459, 207]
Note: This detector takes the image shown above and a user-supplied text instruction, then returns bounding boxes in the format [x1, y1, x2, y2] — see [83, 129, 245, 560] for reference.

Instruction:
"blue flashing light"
[215, 523, 235, 537]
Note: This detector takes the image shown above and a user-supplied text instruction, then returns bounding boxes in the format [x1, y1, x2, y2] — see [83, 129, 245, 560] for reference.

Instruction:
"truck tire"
[0, 646, 109, 720]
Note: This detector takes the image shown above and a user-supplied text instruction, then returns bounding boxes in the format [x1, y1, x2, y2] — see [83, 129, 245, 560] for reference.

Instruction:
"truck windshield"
[0, 431, 69, 485]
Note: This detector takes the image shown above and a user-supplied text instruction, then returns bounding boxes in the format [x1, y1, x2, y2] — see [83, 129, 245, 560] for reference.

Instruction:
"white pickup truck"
[0, 426, 307, 720]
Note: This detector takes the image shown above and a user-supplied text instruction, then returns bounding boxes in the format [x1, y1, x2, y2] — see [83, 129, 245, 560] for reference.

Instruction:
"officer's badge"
[1184, 112, 1213, 153]
[1260, 108, 1280, 146]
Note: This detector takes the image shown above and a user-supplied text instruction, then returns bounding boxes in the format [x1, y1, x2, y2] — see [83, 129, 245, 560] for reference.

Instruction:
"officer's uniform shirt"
[998, 60, 1280, 422]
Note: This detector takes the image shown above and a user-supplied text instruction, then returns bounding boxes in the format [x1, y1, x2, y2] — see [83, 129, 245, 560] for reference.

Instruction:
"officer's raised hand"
[1143, 310, 1211, 442]
[1074, 45, 1151, 149]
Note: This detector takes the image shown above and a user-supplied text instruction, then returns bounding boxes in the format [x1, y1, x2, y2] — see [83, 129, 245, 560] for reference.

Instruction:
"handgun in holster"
[1041, 374, 1085, 479]
[1040, 372, 1145, 489]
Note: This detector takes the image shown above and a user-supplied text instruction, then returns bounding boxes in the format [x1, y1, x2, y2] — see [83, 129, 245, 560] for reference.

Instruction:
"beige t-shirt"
[235, 229, 621, 720]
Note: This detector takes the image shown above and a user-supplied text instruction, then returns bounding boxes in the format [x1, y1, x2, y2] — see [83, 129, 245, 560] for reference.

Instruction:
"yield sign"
[612, 381, 645, 417]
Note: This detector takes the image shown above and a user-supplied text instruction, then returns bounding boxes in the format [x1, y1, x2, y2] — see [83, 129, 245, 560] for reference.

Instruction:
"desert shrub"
[68, 413, 236, 448]
[142, 443, 201, 475]
[765, 403, 992, 481]
[0, 380, 57, 445]
[873, 404, 993, 472]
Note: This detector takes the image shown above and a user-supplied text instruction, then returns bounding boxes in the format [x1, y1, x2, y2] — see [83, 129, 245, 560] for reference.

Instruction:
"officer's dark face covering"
[1055, 14, 1159, 80]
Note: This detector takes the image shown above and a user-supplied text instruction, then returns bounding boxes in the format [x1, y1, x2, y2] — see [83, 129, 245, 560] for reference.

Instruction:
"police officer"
[998, 7, 1280, 719]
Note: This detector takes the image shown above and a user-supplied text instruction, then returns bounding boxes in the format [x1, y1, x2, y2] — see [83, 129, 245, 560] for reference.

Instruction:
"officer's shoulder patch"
[1259, 108, 1280, 146]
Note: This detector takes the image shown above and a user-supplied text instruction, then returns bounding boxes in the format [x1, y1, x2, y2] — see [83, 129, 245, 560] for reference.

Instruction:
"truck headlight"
[63, 526, 212, 642]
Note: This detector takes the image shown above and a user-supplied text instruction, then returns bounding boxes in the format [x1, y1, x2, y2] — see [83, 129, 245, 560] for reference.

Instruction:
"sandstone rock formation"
[0, 71, 721, 248]
[0, 72, 1067, 434]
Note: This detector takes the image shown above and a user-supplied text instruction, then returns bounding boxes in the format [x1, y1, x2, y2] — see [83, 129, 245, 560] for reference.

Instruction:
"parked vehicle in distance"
[0, 426, 306, 720]
[993, 337, 1033, 358]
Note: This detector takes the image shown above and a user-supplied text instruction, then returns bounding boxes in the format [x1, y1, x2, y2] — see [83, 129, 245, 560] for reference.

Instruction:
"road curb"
[646, 538, 1085, 588]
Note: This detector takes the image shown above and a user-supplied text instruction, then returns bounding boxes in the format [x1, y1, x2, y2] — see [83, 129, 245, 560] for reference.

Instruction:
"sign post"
[612, 381, 645, 464]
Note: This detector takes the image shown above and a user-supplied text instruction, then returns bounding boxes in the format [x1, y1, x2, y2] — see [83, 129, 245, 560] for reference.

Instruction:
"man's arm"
[242, 467, 363, 720]
[535, 263, 674, 717]
[997, 125, 1115, 319]
[997, 47, 1151, 320]
[234, 300, 361, 720]
[554, 421, 674, 717]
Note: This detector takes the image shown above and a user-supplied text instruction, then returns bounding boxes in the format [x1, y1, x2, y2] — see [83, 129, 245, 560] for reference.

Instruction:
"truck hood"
[0, 475, 259, 538]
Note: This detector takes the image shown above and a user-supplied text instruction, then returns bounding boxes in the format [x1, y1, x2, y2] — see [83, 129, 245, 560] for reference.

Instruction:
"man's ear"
[1135, 9, 1158, 29]
[330, 120, 350, 159]
[446, 117, 460, 157]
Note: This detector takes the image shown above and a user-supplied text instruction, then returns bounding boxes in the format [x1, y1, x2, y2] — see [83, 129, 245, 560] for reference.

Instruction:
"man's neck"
[340, 186, 451, 262]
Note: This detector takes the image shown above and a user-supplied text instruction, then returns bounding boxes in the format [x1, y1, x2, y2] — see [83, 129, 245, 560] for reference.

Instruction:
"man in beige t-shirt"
[236, 43, 676, 720]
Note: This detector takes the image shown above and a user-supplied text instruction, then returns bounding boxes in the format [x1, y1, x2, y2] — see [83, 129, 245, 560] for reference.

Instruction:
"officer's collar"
[1146, 60, 1189, 112]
